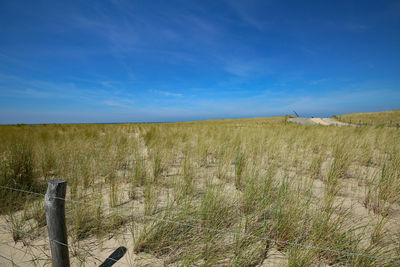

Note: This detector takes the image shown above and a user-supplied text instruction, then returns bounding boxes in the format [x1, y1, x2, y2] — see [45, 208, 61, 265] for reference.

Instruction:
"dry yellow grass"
[0, 112, 400, 266]
[335, 110, 400, 127]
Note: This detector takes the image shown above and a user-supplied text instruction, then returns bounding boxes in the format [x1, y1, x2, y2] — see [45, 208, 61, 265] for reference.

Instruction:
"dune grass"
[334, 110, 400, 127]
[0, 113, 400, 266]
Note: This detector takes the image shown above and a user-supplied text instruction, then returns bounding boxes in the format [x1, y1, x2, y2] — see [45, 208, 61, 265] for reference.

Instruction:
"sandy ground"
[0, 187, 164, 266]
[288, 117, 349, 126]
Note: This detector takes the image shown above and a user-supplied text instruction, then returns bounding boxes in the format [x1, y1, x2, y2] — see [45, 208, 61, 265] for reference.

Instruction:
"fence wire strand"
[1, 184, 400, 264]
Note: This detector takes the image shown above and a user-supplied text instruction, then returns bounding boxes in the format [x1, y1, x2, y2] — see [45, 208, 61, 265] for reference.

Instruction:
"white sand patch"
[310, 118, 330, 125]
[310, 118, 349, 126]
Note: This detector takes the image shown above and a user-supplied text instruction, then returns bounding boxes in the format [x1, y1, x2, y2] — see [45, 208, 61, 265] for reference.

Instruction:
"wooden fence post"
[45, 180, 70, 267]
[390, 120, 392, 127]
[359, 120, 362, 128]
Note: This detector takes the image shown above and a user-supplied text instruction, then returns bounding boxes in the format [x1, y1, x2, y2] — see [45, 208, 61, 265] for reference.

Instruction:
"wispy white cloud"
[222, 59, 272, 77]
[218, 52, 279, 77]
[223, 60, 257, 77]
[103, 97, 134, 108]
[309, 78, 328, 85]
[151, 90, 183, 97]
[0, 72, 136, 109]
[70, 2, 221, 54]
[224, 0, 273, 31]
[67, 3, 221, 80]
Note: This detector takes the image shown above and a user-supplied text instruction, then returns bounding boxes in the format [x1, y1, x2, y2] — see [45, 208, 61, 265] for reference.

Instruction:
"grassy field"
[1, 112, 400, 266]
[334, 110, 400, 127]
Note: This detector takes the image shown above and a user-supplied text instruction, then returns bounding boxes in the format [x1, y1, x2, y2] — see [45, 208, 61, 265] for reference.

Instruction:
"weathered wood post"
[349, 119, 352, 124]
[359, 120, 362, 128]
[45, 180, 70, 267]
[390, 120, 392, 127]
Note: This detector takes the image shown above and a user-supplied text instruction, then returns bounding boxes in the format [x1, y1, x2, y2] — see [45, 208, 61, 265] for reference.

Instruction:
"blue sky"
[0, 0, 399, 124]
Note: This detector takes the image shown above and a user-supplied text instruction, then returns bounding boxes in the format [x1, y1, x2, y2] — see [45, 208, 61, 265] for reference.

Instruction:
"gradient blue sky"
[1, 0, 400, 124]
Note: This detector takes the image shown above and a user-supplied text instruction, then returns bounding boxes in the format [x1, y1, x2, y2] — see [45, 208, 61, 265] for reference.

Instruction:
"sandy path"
[309, 118, 330, 125]
[287, 117, 315, 125]
[311, 118, 349, 126]
[289, 117, 349, 126]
